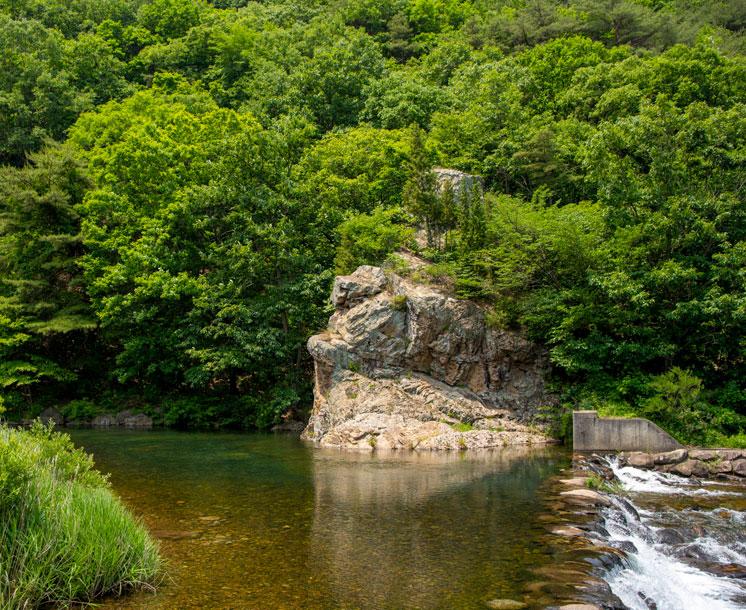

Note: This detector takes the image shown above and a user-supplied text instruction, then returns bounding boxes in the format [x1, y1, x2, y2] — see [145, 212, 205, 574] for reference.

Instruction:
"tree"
[362, 71, 445, 129]
[403, 125, 440, 248]
[68, 76, 334, 425]
[293, 125, 410, 227]
[440, 181, 458, 250]
[136, 0, 202, 40]
[0, 143, 96, 408]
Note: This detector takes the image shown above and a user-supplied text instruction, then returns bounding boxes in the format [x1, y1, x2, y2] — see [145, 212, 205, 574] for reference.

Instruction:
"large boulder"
[122, 413, 153, 428]
[433, 168, 484, 201]
[39, 407, 64, 426]
[303, 265, 557, 450]
[92, 413, 118, 427]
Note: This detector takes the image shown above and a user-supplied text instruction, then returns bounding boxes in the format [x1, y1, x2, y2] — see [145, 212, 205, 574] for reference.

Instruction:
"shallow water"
[67, 429, 570, 610]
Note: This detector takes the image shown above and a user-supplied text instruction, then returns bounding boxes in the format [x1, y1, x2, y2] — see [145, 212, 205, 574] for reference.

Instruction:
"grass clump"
[585, 473, 625, 495]
[390, 295, 408, 311]
[0, 422, 161, 609]
[450, 422, 473, 432]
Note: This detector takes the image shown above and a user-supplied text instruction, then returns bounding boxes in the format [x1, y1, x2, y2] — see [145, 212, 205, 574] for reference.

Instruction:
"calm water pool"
[67, 429, 571, 610]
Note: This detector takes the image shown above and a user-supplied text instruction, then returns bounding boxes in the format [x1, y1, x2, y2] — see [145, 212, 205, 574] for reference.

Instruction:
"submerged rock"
[151, 529, 201, 541]
[302, 265, 557, 450]
[484, 599, 527, 610]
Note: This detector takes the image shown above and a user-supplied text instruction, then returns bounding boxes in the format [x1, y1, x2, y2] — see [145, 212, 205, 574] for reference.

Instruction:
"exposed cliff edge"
[301, 265, 558, 450]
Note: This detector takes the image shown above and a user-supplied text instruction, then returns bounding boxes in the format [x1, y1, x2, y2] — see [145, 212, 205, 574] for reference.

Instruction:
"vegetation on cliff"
[0, 0, 745, 443]
[0, 422, 161, 608]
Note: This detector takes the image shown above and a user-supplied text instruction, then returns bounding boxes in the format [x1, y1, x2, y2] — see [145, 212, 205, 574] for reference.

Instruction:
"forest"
[1, 0, 746, 445]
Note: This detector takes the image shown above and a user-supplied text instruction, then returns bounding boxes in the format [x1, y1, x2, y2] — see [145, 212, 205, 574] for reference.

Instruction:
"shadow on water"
[66, 429, 570, 610]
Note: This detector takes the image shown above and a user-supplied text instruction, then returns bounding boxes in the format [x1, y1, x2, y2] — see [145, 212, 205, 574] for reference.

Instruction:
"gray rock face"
[39, 407, 64, 426]
[92, 413, 118, 427]
[303, 266, 557, 450]
[433, 168, 484, 201]
[122, 413, 153, 428]
[330, 265, 387, 308]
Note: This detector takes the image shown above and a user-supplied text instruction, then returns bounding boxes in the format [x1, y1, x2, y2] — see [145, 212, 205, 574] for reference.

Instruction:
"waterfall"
[594, 457, 746, 610]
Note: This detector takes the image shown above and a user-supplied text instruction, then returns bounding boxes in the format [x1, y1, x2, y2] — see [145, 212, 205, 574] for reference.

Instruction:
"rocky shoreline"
[617, 448, 746, 479]
[20, 406, 158, 428]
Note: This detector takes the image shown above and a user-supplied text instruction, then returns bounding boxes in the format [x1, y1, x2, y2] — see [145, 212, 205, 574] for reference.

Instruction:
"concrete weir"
[573, 410, 682, 452]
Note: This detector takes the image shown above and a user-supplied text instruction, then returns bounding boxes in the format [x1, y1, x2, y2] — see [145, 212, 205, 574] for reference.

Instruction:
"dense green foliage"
[0, 423, 161, 608]
[1, 0, 745, 442]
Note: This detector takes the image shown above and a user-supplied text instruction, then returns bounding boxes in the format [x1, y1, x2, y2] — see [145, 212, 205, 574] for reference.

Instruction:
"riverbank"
[0, 424, 161, 609]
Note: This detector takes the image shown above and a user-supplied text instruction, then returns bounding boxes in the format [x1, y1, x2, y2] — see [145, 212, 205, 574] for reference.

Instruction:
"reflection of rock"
[311, 446, 549, 505]
[310, 447, 560, 610]
[303, 265, 556, 450]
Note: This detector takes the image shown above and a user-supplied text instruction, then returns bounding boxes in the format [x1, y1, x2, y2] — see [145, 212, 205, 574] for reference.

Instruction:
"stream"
[67, 429, 570, 610]
[65, 429, 746, 609]
[599, 457, 746, 610]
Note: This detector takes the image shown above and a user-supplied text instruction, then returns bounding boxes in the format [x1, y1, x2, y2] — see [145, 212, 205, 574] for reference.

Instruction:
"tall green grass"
[0, 423, 161, 609]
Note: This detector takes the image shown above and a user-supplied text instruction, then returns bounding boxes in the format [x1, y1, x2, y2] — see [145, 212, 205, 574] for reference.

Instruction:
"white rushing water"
[598, 457, 746, 610]
[609, 458, 741, 496]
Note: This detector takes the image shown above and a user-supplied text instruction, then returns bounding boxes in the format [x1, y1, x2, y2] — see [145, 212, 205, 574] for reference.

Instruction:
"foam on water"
[607, 456, 740, 496]
[603, 496, 746, 610]
[597, 456, 746, 610]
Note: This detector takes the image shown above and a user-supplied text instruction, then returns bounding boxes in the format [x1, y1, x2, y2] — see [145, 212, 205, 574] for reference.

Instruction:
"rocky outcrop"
[122, 413, 154, 428]
[433, 168, 484, 200]
[39, 407, 64, 426]
[302, 265, 557, 450]
[619, 448, 746, 478]
[92, 413, 118, 427]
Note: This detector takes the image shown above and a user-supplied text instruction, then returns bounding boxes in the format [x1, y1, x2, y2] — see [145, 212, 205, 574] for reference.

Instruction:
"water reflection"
[66, 430, 568, 610]
[310, 448, 564, 610]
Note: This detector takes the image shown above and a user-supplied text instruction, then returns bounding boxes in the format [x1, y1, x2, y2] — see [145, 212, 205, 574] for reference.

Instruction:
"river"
[66, 429, 746, 610]
[67, 429, 571, 610]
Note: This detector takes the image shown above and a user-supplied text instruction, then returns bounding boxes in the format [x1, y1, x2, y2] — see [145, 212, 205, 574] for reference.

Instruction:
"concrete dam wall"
[573, 410, 682, 453]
